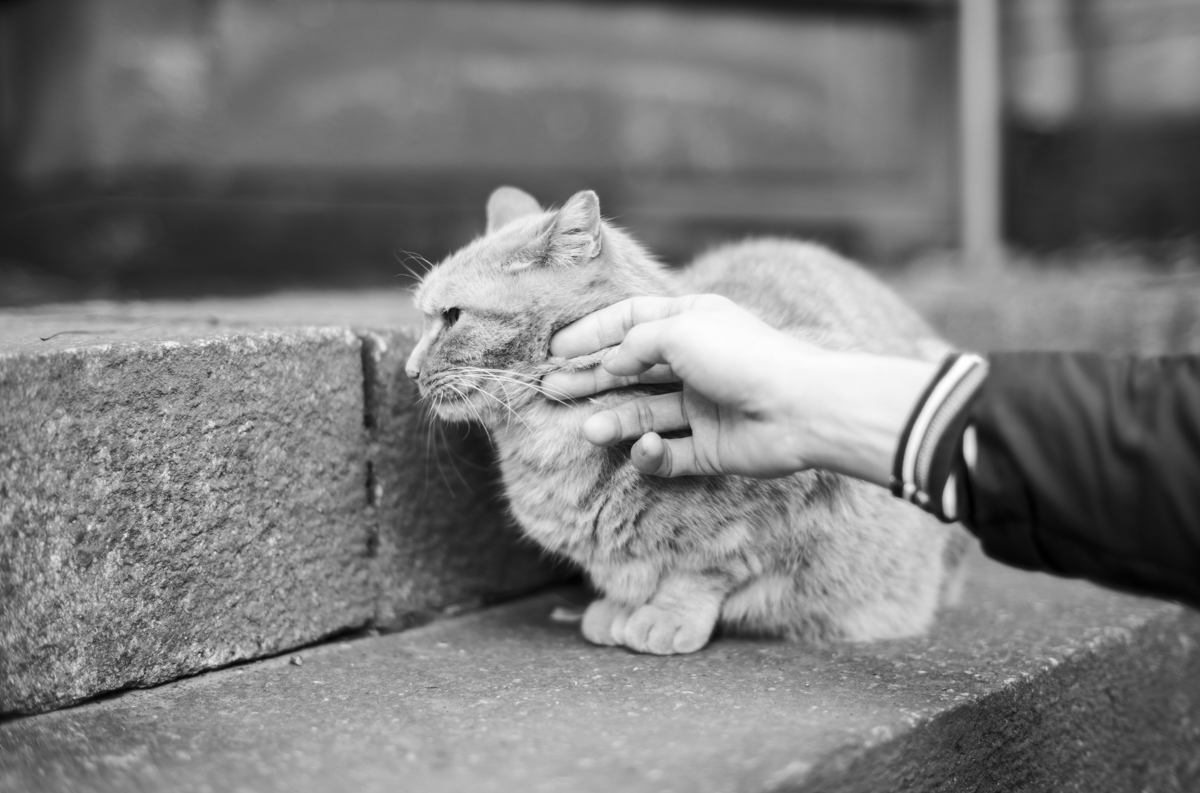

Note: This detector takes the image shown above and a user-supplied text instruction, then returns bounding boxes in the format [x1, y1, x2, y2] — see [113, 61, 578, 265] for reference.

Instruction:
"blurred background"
[0, 0, 1197, 306]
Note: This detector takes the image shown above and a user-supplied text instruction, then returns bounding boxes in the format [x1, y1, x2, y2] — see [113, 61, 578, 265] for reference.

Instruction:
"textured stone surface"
[0, 294, 560, 715]
[1, 557, 1196, 793]
[0, 328, 375, 715]
[5, 268, 1200, 718]
[0, 290, 420, 355]
[360, 330, 566, 629]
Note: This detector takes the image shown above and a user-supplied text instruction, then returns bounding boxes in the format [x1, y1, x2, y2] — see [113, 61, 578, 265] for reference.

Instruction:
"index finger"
[550, 295, 725, 358]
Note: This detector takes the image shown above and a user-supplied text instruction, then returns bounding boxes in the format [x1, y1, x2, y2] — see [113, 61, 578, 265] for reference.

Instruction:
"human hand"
[543, 295, 937, 484]
[544, 296, 822, 478]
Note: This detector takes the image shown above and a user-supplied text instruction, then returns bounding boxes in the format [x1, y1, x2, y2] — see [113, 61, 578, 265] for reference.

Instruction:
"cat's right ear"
[486, 186, 543, 235]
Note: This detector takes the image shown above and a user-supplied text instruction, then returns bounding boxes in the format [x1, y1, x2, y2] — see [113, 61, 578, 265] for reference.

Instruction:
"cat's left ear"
[486, 186, 542, 235]
[544, 190, 603, 265]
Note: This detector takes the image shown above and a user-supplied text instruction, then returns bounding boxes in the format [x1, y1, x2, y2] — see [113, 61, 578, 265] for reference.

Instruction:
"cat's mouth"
[420, 367, 546, 425]
[419, 374, 490, 423]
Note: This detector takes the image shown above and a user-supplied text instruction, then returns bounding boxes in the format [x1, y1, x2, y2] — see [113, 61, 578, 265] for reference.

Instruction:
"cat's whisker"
[430, 416, 492, 474]
[453, 366, 572, 403]
[444, 378, 512, 433]
[435, 420, 476, 493]
[393, 248, 435, 281]
[419, 391, 454, 497]
[425, 402, 459, 496]
[420, 390, 476, 493]
[450, 382, 490, 429]
[398, 248, 434, 269]
[422, 400, 444, 497]
[464, 381, 534, 433]
[448, 424, 480, 491]
[452, 375, 533, 433]
[475, 371, 537, 415]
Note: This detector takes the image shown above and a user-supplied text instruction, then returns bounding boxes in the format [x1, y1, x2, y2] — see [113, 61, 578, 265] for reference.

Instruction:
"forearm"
[796, 353, 940, 488]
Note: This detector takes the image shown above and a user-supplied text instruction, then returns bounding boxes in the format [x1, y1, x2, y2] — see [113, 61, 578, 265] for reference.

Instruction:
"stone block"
[1, 558, 1195, 792]
[359, 328, 568, 628]
[0, 301, 564, 716]
[8, 270, 1200, 718]
[0, 329, 375, 715]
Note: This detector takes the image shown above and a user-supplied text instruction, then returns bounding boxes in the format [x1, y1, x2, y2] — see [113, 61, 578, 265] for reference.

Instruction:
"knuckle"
[614, 406, 639, 440]
[595, 368, 623, 390]
[621, 300, 638, 334]
[587, 367, 606, 393]
[597, 316, 617, 347]
[632, 400, 656, 433]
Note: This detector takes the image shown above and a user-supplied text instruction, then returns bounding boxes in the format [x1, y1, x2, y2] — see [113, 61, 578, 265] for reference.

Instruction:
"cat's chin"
[427, 400, 486, 424]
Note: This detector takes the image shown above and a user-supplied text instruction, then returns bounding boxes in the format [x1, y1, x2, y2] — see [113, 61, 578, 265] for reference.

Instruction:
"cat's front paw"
[581, 598, 632, 646]
[622, 603, 715, 655]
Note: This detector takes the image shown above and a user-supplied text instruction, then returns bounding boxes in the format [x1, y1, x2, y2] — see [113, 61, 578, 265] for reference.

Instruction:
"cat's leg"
[622, 572, 727, 655]
[581, 599, 633, 646]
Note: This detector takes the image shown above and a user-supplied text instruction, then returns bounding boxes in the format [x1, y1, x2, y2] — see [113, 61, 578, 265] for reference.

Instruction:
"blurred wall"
[1006, 0, 1200, 253]
[0, 0, 955, 302]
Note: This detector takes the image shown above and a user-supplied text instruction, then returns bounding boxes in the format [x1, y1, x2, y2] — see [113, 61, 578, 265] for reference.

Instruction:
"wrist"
[793, 352, 939, 487]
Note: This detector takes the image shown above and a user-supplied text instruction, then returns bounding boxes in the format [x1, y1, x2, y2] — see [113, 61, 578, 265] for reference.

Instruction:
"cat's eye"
[442, 307, 461, 328]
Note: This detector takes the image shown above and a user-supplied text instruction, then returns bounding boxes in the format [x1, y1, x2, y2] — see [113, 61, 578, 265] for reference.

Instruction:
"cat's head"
[406, 186, 666, 424]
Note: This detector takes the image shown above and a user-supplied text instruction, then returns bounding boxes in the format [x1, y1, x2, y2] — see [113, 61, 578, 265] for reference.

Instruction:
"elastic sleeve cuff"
[890, 352, 989, 521]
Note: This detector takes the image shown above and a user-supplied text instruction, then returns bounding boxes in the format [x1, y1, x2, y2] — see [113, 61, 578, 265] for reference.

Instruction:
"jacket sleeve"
[960, 352, 1200, 608]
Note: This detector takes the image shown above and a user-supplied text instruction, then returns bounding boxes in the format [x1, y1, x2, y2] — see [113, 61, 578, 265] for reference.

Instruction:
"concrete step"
[2, 556, 1198, 793]
[6, 268, 1200, 721]
[0, 292, 562, 716]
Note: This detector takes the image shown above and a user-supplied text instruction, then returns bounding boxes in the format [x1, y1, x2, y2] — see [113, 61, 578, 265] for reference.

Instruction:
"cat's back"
[679, 239, 943, 359]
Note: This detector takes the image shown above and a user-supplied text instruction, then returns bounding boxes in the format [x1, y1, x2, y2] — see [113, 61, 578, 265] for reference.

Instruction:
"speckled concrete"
[0, 290, 421, 356]
[2, 557, 1197, 793]
[6, 273, 1200, 734]
[0, 327, 375, 716]
[0, 294, 559, 716]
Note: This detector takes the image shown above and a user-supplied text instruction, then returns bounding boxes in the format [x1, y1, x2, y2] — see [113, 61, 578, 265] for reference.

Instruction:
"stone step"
[2, 556, 1197, 793]
[0, 292, 562, 716]
[6, 268, 1200, 719]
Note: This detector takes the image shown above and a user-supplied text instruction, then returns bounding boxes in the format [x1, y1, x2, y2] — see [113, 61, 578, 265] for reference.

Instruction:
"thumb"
[631, 432, 699, 477]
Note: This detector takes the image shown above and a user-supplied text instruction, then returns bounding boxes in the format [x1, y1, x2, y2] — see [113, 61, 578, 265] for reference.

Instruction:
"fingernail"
[631, 435, 659, 475]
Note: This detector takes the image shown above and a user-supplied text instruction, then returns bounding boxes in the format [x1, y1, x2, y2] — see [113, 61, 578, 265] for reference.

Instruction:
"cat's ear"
[486, 186, 542, 235]
[544, 190, 603, 266]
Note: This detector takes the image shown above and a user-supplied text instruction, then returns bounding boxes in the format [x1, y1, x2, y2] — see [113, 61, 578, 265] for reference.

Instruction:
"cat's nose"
[405, 336, 431, 380]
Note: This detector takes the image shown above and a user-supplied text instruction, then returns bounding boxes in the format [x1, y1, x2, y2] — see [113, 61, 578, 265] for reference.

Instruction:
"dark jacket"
[958, 353, 1200, 608]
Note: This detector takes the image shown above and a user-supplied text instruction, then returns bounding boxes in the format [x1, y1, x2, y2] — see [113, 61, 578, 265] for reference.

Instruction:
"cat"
[405, 186, 972, 655]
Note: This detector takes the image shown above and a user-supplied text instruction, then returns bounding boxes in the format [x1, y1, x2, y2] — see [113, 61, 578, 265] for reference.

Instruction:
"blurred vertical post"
[959, 0, 1003, 273]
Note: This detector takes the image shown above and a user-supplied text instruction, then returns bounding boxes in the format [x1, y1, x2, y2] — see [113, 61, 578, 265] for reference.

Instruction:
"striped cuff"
[890, 352, 989, 521]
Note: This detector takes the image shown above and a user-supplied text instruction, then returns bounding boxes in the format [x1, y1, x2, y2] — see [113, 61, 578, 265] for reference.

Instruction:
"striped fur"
[406, 187, 972, 655]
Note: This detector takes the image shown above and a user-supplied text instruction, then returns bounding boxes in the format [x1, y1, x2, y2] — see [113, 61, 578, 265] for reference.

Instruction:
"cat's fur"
[406, 186, 972, 655]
